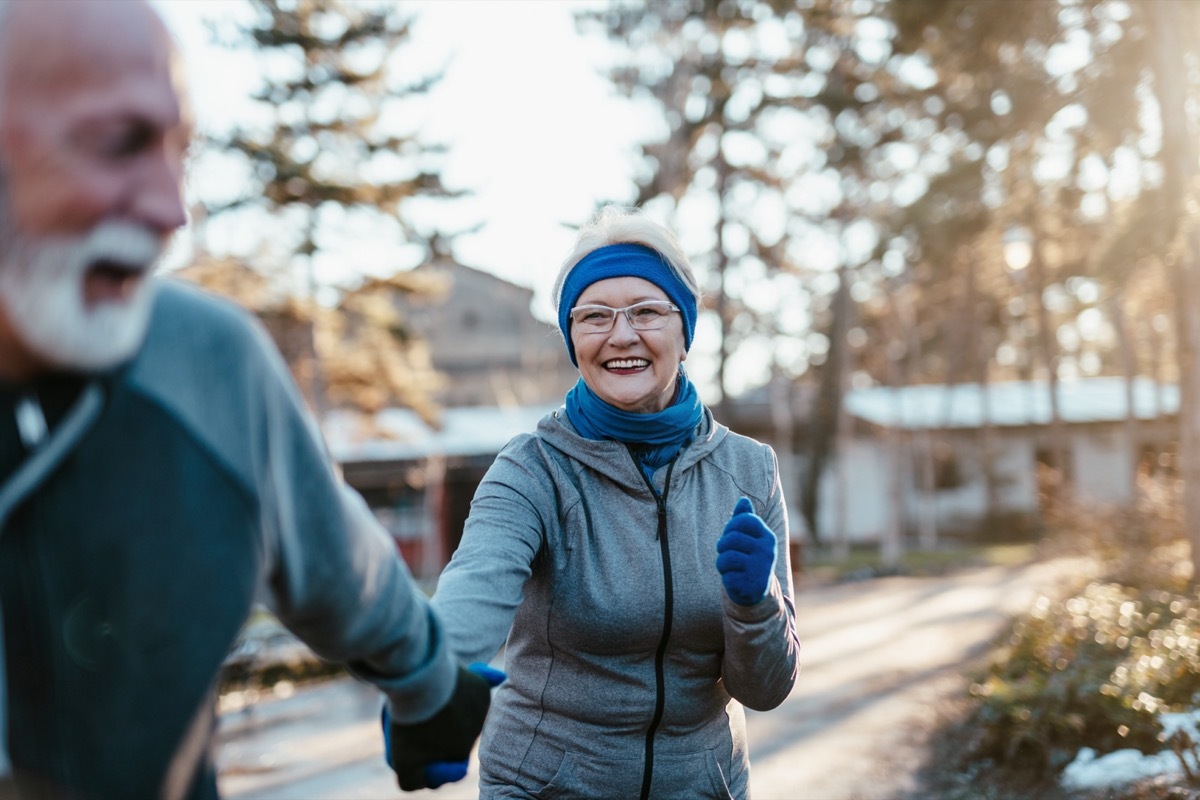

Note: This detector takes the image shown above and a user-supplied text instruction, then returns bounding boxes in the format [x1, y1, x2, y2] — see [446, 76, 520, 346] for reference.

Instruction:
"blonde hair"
[552, 205, 701, 312]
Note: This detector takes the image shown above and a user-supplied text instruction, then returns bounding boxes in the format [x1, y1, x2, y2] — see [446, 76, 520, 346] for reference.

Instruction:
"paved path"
[216, 557, 1088, 800]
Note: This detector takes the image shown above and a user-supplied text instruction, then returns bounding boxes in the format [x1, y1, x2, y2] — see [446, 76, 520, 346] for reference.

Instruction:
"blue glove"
[381, 662, 506, 791]
[716, 497, 777, 606]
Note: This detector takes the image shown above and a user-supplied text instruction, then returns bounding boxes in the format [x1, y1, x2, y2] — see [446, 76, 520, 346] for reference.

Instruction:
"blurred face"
[0, 0, 190, 378]
[571, 276, 687, 414]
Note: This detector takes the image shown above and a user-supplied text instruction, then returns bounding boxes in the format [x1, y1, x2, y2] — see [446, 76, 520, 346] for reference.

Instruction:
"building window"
[922, 441, 964, 491]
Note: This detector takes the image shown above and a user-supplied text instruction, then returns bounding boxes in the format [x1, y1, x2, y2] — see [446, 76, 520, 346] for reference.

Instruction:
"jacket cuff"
[721, 575, 785, 622]
[347, 607, 460, 724]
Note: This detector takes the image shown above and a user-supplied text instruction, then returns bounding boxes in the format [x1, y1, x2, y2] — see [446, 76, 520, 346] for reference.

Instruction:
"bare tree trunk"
[1150, 0, 1200, 585]
[769, 370, 801, 542]
[803, 265, 852, 545]
[1148, 318, 1165, 420]
[831, 318, 854, 561]
[879, 276, 925, 564]
[907, 315, 937, 553]
[965, 254, 1000, 533]
[883, 413, 906, 568]
[917, 428, 938, 551]
[712, 156, 732, 417]
[883, 338, 907, 568]
[1109, 289, 1140, 503]
[976, 361, 998, 534]
[1028, 224, 1068, 505]
[1180, 232, 1200, 584]
[832, 390, 852, 561]
[945, 245, 998, 531]
[302, 213, 328, 421]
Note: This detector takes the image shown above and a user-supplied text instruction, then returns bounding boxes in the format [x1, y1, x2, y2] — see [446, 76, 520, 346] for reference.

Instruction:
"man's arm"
[130, 281, 488, 754]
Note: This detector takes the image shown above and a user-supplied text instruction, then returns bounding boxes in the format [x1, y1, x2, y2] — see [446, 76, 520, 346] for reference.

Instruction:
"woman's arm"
[431, 439, 550, 666]
[719, 446, 801, 711]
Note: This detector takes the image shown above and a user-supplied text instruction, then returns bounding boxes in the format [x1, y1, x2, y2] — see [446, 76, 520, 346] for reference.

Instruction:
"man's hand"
[381, 662, 506, 791]
[716, 497, 777, 606]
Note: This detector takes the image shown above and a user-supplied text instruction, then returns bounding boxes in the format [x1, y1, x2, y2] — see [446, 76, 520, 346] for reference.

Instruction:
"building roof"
[324, 403, 560, 463]
[845, 377, 1178, 431]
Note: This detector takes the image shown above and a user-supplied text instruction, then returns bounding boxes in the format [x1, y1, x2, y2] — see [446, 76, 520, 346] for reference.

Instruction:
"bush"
[966, 581, 1200, 776]
[952, 477, 1200, 783]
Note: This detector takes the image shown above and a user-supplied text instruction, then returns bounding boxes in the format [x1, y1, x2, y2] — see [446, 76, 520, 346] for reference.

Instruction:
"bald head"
[0, 0, 183, 127]
[0, 0, 189, 237]
[0, 0, 191, 380]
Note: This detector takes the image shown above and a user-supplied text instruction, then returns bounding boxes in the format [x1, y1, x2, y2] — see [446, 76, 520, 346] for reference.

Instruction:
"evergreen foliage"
[190, 0, 459, 421]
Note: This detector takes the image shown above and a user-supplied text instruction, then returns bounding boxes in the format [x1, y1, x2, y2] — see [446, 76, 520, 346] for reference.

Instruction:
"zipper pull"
[15, 394, 47, 449]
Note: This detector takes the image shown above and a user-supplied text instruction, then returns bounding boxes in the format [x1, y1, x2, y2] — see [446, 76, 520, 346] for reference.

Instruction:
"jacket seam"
[124, 381, 260, 524]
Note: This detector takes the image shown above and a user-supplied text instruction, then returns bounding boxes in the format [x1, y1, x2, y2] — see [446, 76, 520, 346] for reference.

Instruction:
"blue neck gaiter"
[565, 366, 703, 479]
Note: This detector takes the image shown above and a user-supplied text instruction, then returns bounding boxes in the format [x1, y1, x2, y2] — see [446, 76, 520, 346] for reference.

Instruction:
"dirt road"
[216, 557, 1087, 800]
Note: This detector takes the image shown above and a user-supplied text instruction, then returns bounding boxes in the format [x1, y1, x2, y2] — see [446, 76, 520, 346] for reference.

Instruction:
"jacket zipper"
[629, 447, 678, 800]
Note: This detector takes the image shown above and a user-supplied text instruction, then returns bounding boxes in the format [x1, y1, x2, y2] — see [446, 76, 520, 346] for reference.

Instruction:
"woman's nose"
[607, 311, 641, 343]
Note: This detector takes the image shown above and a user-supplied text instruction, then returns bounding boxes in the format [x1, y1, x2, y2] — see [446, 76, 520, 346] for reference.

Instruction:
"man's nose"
[129, 152, 188, 235]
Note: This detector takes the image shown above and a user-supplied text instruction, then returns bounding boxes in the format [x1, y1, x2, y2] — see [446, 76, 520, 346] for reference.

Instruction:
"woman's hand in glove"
[716, 496, 777, 606]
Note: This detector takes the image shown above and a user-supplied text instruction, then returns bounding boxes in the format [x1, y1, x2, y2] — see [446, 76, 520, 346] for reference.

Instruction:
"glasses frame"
[568, 300, 682, 333]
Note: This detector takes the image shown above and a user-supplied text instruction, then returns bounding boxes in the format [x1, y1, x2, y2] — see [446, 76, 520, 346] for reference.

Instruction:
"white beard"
[0, 220, 164, 372]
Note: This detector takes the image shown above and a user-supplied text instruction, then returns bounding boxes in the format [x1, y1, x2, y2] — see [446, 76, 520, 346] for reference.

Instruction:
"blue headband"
[557, 243, 697, 367]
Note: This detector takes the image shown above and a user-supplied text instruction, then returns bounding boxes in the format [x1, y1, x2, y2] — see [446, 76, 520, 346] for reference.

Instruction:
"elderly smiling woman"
[430, 205, 800, 800]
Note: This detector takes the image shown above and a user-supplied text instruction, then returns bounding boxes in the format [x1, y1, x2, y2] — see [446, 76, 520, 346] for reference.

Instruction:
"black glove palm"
[382, 662, 502, 791]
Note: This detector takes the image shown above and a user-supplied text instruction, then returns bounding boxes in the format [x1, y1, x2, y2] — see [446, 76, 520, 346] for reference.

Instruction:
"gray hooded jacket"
[432, 407, 800, 799]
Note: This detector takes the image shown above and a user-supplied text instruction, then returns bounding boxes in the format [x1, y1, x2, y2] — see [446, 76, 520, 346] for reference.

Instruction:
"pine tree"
[191, 0, 459, 422]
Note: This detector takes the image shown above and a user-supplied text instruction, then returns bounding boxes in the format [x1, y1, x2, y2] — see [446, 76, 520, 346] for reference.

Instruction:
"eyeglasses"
[568, 300, 681, 333]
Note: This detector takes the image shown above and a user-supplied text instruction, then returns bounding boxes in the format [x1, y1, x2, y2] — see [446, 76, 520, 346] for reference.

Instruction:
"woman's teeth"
[606, 359, 649, 369]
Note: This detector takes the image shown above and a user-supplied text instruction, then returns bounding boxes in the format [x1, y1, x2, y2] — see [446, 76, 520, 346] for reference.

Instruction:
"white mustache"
[75, 220, 164, 278]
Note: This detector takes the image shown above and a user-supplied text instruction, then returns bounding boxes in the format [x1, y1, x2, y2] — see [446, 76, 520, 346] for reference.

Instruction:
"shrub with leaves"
[963, 576, 1200, 780]
[1106, 586, 1200, 711]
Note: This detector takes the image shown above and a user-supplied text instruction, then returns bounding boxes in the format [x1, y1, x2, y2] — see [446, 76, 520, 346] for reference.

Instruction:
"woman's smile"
[604, 357, 650, 372]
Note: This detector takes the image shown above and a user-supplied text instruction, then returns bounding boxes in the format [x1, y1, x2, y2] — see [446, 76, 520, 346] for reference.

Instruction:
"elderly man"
[0, 1, 494, 797]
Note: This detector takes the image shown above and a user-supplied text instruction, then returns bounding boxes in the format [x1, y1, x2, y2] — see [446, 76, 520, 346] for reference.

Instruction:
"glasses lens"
[627, 301, 675, 330]
[571, 306, 617, 331]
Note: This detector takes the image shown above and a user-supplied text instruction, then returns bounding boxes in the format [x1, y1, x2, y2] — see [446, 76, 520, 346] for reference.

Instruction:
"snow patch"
[1061, 712, 1200, 791]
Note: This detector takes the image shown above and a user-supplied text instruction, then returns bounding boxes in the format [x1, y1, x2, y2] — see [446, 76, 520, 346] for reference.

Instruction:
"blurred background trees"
[576, 0, 1200, 575]
[176, 0, 1200, 576]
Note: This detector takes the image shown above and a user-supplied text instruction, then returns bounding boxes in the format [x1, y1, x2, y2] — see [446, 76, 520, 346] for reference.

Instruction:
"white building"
[820, 377, 1179, 543]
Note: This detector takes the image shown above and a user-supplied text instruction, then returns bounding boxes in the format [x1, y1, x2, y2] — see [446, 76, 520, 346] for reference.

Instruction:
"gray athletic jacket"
[0, 279, 458, 799]
[432, 407, 800, 799]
